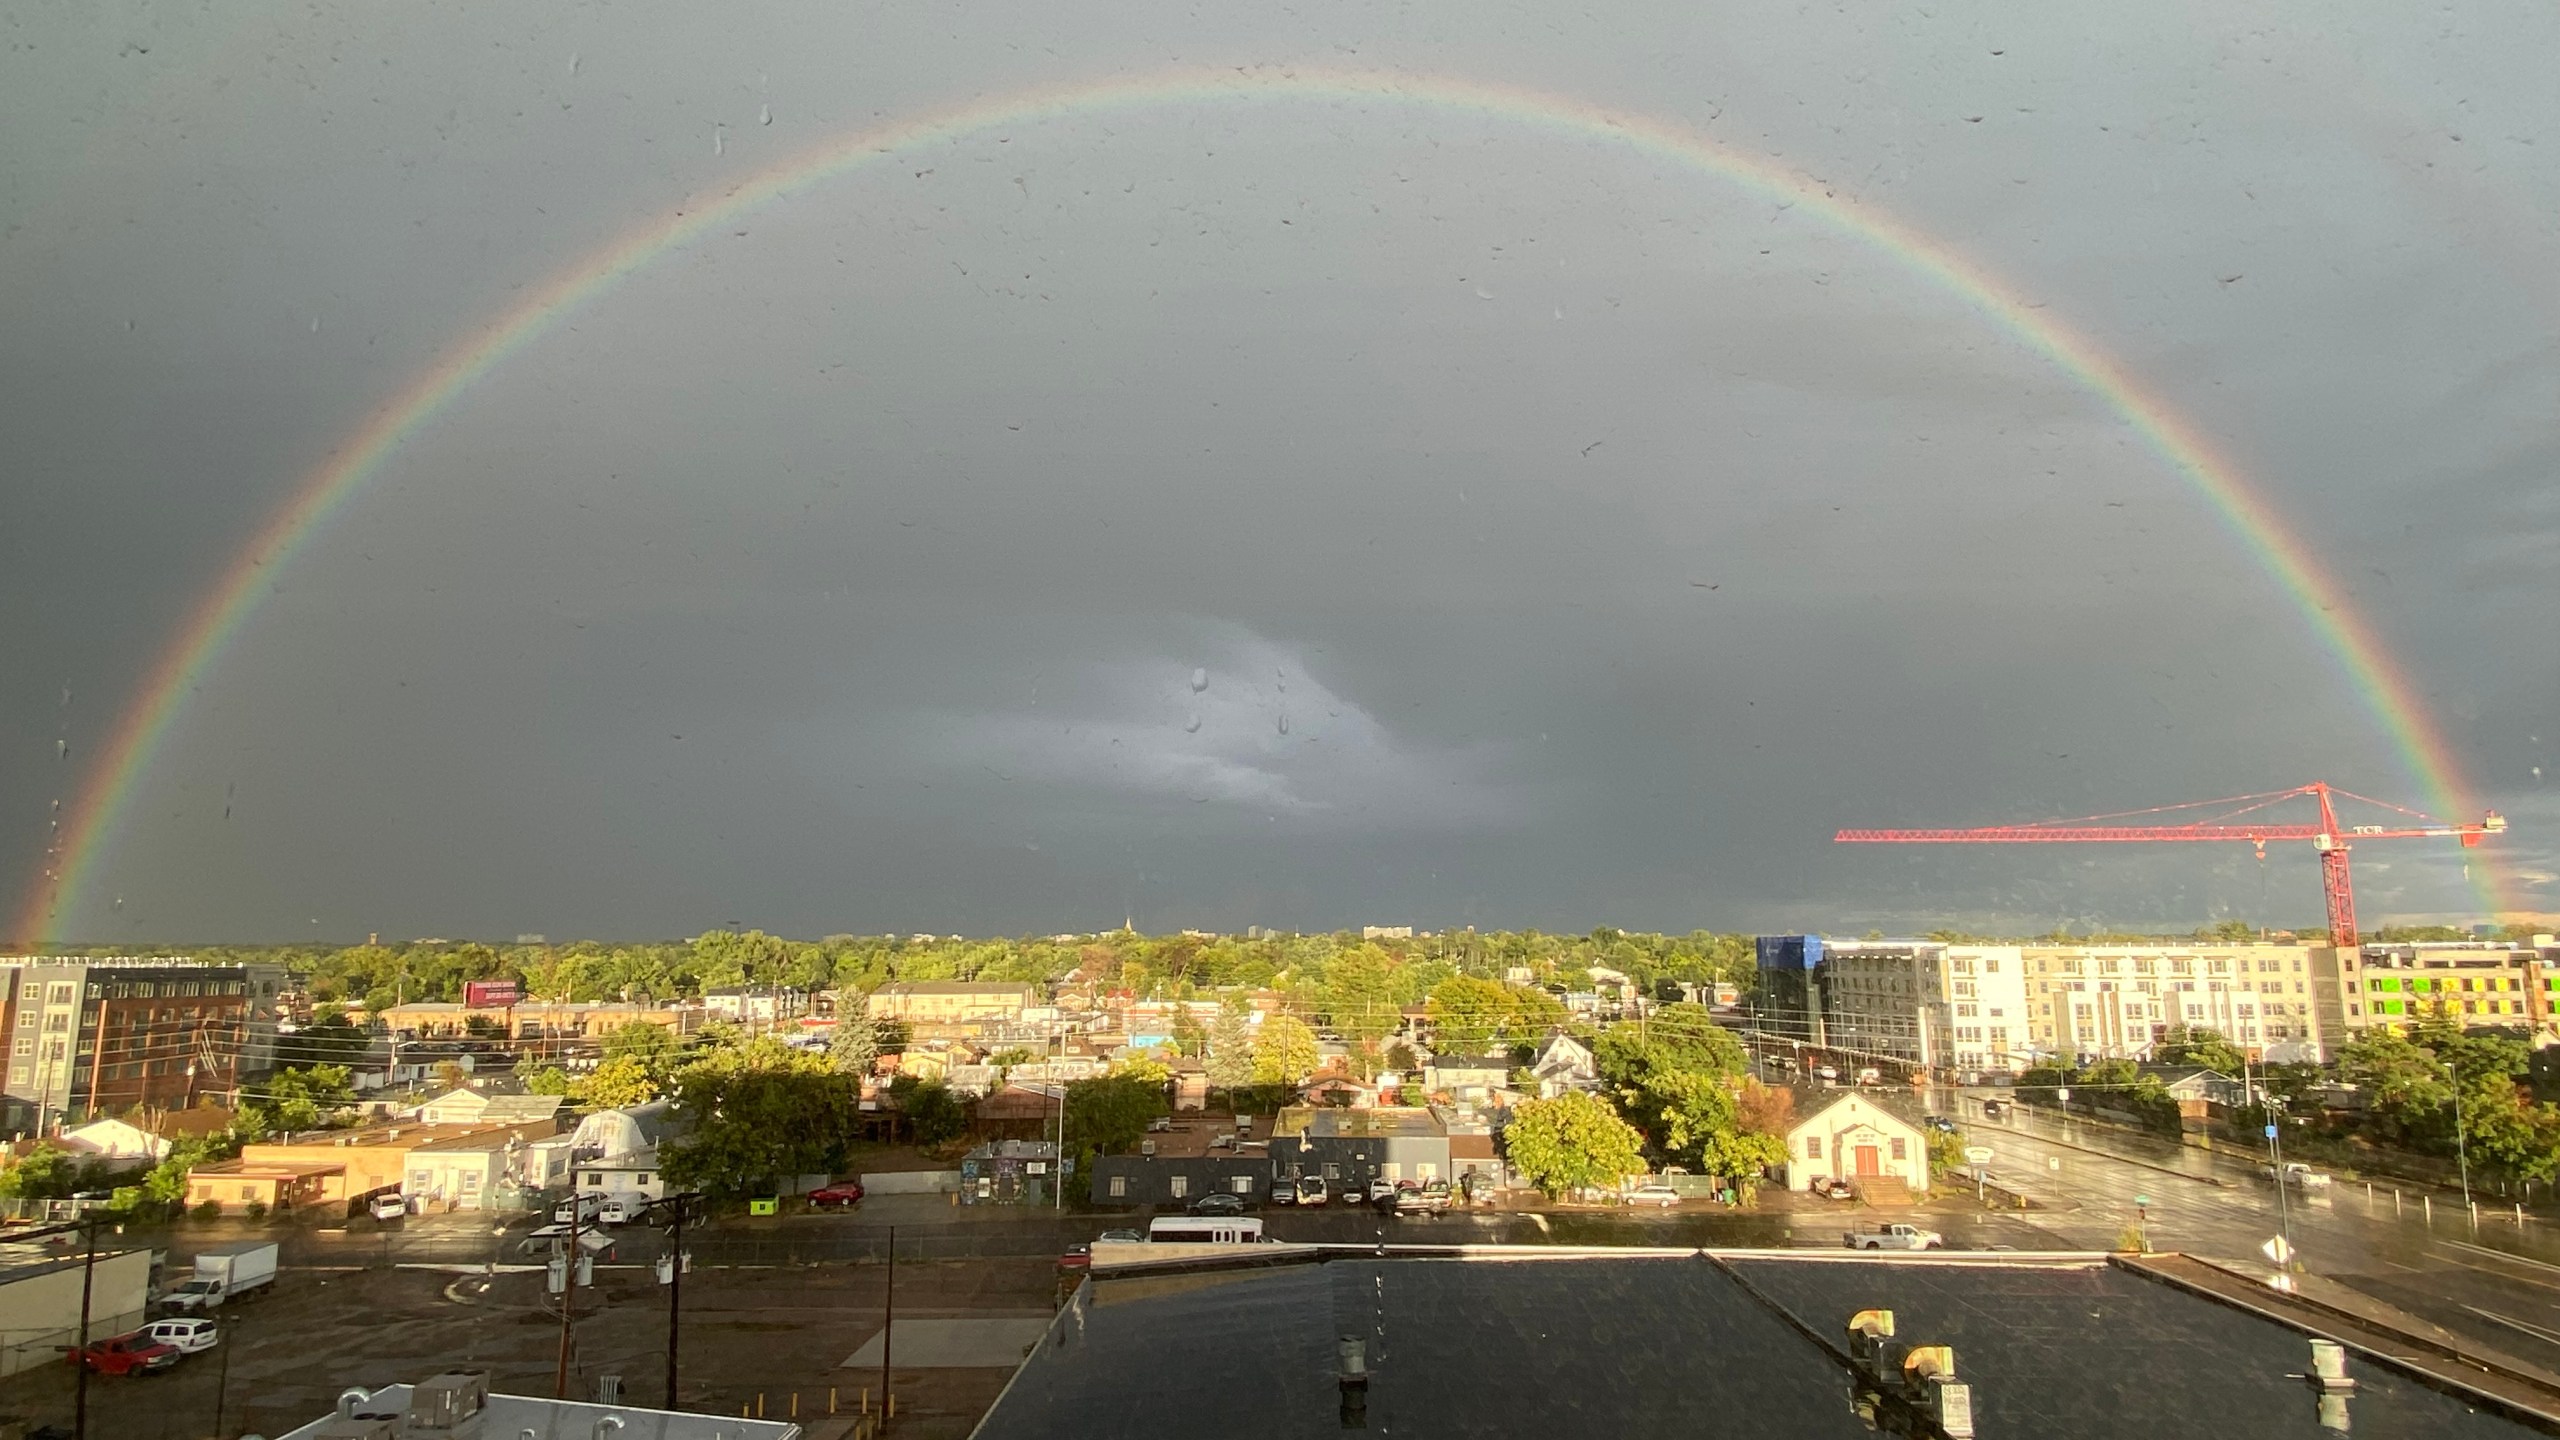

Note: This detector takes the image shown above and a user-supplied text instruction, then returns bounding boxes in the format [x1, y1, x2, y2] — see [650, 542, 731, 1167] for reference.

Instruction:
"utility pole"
[553, 1194, 583, 1397]
[654, 1191, 701, 1410]
[73, 1216, 98, 1440]
[881, 1225, 896, 1421]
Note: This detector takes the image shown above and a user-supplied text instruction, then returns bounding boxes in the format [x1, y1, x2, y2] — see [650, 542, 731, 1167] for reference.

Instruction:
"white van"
[552, 1191, 609, 1225]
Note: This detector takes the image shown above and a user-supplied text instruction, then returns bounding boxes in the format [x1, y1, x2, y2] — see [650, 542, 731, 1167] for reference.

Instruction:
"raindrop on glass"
[310, 317, 321, 334]
[1185, 714, 1202, 734]
[1190, 667, 1208, 693]
[568, 52, 581, 74]
[1277, 714, 1289, 736]
[759, 103, 772, 126]
[714, 126, 725, 156]
[56, 739, 68, 760]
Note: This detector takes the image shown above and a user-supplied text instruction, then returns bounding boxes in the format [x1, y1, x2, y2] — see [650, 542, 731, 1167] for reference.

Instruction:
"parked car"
[1096, 1229, 1142, 1244]
[1393, 1181, 1454, 1217]
[1814, 1065, 1840, 1082]
[1147, 1117, 1173, 1133]
[369, 1192, 410, 1221]
[141, 1318, 220, 1356]
[1188, 1192, 1249, 1216]
[1817, 1178, 1857, 1201]
[1626, 1183, 1681, 1209]
[1293, 1175, 1329, 1207]
[1854, 1067, 1882, 1086]
[1268, 1181, 1298, 1206]
[1922, 1115, 1960, 1134]
[1056, 1244, 1091, 1272]
[1844, 1223, 1946, 1251]
[1367, 1178, 1397, 1203]
[69, 1333, 180, 1376]
[807, 1181, 867, 1208]
[1979, 1099, 2008, 1119]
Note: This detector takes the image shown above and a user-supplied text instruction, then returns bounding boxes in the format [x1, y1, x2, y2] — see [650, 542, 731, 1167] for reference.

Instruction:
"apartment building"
[867, 981, 1038, 1028]
[2023, 944, 2338, 1062]
[1806, 941, 2032, 1076]
[2343, 940, 2560, 1035]
[1, 957, 288, 1134]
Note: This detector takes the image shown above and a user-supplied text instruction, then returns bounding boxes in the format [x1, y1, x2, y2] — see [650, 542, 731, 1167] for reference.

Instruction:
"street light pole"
[653, 1191, 702, 1410]
[2445, 1059, 2474, 1212]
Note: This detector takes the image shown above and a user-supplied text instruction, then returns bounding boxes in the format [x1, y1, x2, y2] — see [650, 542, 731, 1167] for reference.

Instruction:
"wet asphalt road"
[1950, 1094, 2560, 1366]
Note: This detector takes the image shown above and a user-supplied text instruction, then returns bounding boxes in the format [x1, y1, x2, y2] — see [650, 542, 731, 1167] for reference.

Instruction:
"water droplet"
[2536, 765, 2546, 780]
[113, 896, 123, 910]
[56, 739, 68, 759]
[714, 126, 725, 156]
[1190, 667, 1208, 693]
[309, 316, 321, 334]
[1475, 287, 1494, 300]
[568, 51, 581, 74]
[1277, 714, 1289, 736]
[1185, 714, 1202, 734]
[759, 103, 772, 126]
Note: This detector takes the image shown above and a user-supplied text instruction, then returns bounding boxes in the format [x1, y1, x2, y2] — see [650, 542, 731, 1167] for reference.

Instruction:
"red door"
[1854, 1146, 1881, 1177]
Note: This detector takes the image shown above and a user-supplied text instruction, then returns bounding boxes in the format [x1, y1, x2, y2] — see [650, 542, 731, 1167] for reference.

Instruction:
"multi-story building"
[868, 981, 1038, 1029]
[2344, 940, 2560, 1035]
[1793, 941, 2032, 1076]
[2022, 944, 2339, 1062]
[1, 957, 287, 1134]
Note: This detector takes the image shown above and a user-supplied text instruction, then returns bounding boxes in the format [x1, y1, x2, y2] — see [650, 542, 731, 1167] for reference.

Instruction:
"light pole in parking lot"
[2443, 1059, 2474, 1213]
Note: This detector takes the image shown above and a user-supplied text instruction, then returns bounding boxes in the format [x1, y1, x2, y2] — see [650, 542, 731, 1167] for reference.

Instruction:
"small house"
[960, 1139, 1063, 1206]
[1785, 1094, 1929, 1198]
[1530, 1033, 1598, 1098]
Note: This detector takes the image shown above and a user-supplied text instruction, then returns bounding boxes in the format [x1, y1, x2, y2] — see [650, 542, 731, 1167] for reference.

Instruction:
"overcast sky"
[4, 1, 2554, 943]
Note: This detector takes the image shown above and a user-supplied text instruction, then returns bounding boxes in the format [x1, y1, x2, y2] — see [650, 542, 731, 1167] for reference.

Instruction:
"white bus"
[1146, 1216, 1266, 1245]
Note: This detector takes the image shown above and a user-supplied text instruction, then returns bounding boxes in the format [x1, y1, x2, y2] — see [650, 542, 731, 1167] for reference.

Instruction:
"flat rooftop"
[976, 1250, 2545, 1440]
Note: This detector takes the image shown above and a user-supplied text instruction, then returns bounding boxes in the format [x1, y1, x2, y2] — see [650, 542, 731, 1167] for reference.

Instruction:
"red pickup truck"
[70, 1332, 181, 1376]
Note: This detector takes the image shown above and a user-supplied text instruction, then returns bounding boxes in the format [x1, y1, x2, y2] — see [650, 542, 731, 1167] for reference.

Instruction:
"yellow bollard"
[862, 1387, 870, 1415]
[889, 1394, 899, 1419]
[831, 1387, 839, 1414]
[757, 1392, 766, 1418]
[793, 1393, 801, 1418]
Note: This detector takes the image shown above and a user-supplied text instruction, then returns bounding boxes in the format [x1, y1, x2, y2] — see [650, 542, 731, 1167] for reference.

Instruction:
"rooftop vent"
[1337, 1334, 1370, 1428]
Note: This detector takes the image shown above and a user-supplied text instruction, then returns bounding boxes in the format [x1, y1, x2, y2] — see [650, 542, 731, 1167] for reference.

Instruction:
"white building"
[2024, 944, 2339, 1062]
[1815, 942, 2032, 1075]
[1785, 1093, 1930, 1196]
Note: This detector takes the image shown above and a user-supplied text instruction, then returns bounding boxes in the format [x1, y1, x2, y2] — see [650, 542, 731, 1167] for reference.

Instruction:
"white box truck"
[163, 1240, 279, 1312]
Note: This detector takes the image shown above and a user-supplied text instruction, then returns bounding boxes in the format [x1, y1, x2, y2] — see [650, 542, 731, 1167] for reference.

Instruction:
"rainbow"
[16, 64, 2509, 941]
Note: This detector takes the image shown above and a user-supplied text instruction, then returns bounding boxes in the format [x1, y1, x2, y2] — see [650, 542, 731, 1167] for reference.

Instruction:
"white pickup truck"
[1844, 1223, 1945, 1251]
[2262, 1162, 2333, 1189]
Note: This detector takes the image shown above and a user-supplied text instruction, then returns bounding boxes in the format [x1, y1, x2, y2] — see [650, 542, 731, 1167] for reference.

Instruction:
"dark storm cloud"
[2, 0, 2554, 940]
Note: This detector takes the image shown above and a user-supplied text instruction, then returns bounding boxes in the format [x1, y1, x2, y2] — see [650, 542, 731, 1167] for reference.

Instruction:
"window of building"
[1232, 1175, 1255, 1194]
[1108, 1175, 1127, 1197]
[1168, 1175, 1189, 1199]
[1984, 959, 2000, 974]
[1890, 1137, 1907, 1161]
[1805, 1135, 1823, 1159]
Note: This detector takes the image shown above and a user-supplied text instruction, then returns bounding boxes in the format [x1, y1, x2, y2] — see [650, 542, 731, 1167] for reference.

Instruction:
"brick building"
[2, 957, 288, 1134]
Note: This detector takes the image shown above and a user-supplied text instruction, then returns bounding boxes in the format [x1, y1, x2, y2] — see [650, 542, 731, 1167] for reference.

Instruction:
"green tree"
[1642, 1004, 1749, 1077]
[1062, 1074, 1170, 1155]
[890, 1077, 969, 1145]
[522, 1065, 574, 1096]
[1501, 1092, 1647, 1197]
[828, 1015, 880, 1076]
[1170, 1008, 1208, 1059]
[2155, 1026, 2247, 1074]
[1251, 1014, 1321, 1085]
[660, 1038, 863, 1196]
[1427, 975, 1514, 1053]
[600, 1020, 677, 1069]
[0, 1143, 80, 1200]
[1696, 1129, 1790, 1195]
[582, 1054, 661, 1109]
[1205, 1007, 1255, 1094]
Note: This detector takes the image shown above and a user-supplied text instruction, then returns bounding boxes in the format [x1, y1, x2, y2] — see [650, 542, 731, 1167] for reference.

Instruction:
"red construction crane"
[1835, 782, 2506, 943]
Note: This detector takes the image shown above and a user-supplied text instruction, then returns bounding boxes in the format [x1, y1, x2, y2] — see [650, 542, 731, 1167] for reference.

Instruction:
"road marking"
[2425, 1249, 2560, 1294]
[2462, 1304, 2560, 1348]
[2443, 1239, 2560, 1279]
